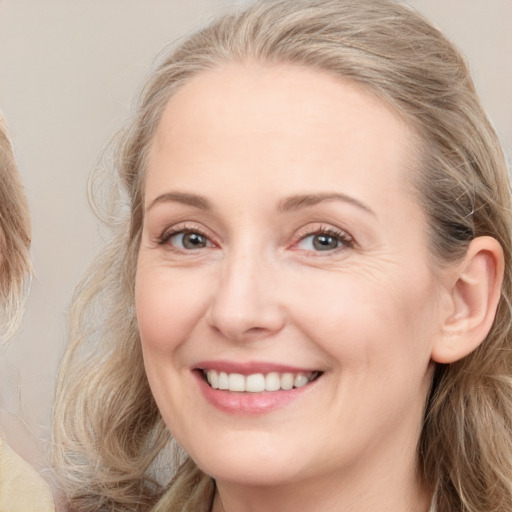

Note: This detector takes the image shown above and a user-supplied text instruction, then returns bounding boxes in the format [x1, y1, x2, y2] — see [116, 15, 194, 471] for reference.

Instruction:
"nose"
[205, 250, 286, 343]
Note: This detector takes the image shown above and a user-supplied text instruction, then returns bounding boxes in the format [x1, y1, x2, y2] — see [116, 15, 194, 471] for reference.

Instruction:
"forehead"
[146, 62, 418, 204]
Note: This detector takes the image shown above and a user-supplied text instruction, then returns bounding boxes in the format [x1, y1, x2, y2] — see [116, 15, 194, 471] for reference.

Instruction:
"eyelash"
[156, 224, 354, 253]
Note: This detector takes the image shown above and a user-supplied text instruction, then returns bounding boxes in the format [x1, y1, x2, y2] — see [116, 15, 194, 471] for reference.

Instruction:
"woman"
[0, 118, 55, 510]
[52, 1, 512, 511]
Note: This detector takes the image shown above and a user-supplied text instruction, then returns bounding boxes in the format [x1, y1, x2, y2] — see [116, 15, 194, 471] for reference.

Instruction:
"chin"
[199, 457, 300, 487]
[186, 437, 309, 487]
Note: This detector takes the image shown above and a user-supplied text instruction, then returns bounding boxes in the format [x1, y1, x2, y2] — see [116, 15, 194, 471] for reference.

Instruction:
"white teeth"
[207, 370, 218, 389]
[265, 372, 281, 391]
[280, 373, 294, 390]
[228, 373, 245, 392]
[204, 370, 317, 392]
[294, 374, 309, 388]
[218, 371, 229, 390]
[246, 373, 265, 392]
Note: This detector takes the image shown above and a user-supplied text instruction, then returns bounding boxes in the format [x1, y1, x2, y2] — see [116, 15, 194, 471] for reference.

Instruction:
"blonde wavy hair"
[0, 117, 31, 343]
[52, 1, 512, 511]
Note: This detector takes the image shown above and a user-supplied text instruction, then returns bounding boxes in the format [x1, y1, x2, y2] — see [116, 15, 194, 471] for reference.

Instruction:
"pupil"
[313, 234, 338, 251]
[183, 232, 206, 249]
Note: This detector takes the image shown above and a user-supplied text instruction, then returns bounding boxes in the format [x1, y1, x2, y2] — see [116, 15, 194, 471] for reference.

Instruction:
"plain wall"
[0, 0, 511, 475]
[0, 0, 237, 471]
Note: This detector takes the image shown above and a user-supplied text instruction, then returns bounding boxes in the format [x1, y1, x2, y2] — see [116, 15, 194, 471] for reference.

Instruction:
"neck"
[214, 480, 431, 512]
[212, 450, 432, 512]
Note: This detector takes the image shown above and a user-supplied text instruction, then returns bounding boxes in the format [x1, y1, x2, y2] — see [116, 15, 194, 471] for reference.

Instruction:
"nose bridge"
[206, 241, 284, 341]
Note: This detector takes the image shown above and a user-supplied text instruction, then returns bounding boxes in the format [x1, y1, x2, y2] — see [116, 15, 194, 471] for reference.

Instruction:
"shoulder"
[0, 438, 55, 512]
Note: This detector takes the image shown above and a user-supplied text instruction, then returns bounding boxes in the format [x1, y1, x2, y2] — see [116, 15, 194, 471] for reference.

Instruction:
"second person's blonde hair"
[0, 117, 31, 342]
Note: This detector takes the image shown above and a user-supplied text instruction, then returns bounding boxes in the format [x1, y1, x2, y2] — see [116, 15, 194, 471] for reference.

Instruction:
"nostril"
[206, 307, 285, 342]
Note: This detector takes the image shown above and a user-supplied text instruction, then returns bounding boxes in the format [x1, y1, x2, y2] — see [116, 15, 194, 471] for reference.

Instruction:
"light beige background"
[0, 0, 511, 477]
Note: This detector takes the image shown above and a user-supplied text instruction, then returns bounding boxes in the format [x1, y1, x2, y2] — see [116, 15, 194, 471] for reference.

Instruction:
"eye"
[172, 232, 210, 249]
[295, 228, 353, 252]
[159, 227, 214, 250]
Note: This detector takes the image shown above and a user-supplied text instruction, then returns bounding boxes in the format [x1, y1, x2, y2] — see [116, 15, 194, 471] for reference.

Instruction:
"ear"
[431, 236, 504, 364]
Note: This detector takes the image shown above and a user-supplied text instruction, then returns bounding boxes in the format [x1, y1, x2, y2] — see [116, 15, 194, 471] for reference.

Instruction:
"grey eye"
[312, 234, 340, 251]
[171, 232, 209, 249]
[298, 233, 341, 251]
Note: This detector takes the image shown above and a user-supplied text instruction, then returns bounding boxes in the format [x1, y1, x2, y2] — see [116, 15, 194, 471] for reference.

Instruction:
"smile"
[204, 370, 320, 392]
[194, 364, 323, 414]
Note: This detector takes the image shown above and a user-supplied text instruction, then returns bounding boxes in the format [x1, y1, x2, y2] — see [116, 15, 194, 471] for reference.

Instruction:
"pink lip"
[194, 360, 315, 375]
[192, 361, 320, 415]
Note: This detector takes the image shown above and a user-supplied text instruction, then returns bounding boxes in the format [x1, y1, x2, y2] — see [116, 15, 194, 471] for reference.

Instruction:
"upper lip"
[194, 360, 319, 375]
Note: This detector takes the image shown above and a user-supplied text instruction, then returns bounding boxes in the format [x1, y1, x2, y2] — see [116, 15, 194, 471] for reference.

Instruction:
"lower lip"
[194, 371, 317, 415]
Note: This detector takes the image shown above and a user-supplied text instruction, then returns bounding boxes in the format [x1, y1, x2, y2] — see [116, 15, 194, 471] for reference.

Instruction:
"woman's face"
[136, 63, 446, 490]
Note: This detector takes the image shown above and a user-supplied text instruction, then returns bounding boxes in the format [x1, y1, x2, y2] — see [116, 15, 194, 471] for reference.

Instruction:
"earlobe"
[431, 236, 504, 364]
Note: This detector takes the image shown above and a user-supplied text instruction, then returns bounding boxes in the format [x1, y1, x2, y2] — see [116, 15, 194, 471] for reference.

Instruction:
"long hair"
[52, 1, 512, 511]
[0, 117, 31, 343]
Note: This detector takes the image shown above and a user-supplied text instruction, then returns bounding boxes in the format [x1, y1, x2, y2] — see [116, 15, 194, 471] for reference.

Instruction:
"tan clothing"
[0, 437, 55, 512]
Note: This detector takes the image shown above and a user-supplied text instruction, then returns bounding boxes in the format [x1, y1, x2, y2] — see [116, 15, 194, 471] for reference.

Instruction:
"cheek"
[135, 262, 210, 430]
[135, 263, 210, 355]
[284, 265, 439, 369]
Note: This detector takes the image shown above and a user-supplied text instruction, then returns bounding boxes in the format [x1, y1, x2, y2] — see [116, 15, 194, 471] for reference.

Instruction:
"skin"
[135, 63, 453, 512]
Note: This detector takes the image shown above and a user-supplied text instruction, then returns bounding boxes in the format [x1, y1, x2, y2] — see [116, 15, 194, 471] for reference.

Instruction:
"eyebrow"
[278, 192, 375, 216]
[146, 190, 375, 216]
[146, 192, 211, 212]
